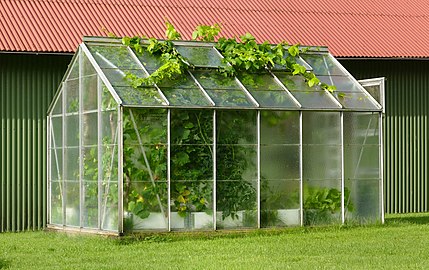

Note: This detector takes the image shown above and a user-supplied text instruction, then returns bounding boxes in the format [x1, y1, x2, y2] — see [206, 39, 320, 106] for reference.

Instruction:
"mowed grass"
[1, 213, 429, 269]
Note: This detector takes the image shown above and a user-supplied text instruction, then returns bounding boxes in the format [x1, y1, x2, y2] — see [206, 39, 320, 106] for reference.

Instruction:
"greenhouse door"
[358, 77, 385, 114]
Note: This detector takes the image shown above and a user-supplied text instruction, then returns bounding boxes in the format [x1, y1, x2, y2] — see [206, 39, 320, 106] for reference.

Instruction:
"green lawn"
[1, 213, 429, 269]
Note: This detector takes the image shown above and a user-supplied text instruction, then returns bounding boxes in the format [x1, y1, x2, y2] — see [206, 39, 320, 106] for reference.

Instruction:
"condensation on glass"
[47, 37, 383, 234]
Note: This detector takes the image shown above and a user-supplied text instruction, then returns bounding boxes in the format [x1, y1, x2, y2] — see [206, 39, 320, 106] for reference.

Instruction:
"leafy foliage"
[121, 21, 335, 92]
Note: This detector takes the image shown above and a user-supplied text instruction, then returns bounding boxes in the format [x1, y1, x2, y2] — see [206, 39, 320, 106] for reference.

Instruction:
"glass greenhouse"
[47, 37, 383, 234]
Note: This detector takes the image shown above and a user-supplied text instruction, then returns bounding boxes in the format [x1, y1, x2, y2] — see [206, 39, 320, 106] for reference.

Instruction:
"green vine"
[121, 21, 336, 93]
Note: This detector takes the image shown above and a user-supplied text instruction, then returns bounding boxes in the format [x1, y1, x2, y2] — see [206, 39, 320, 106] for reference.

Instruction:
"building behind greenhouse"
[47, 37, 383, 234]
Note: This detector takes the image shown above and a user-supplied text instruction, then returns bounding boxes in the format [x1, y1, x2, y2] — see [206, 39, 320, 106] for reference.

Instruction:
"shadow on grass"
[385, 213, 429, 225]
[0, 258, 10, 269]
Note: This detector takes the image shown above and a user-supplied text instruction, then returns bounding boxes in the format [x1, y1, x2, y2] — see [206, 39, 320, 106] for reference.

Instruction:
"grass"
[1, 213, 429, 269]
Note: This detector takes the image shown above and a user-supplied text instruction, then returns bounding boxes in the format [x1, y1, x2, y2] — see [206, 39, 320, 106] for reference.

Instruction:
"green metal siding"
[341, 59, 429, 214]
[0, 53, 71, 232]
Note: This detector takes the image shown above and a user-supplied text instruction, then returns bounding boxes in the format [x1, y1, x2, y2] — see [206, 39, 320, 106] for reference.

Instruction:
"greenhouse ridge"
[47, 36, 383, 234]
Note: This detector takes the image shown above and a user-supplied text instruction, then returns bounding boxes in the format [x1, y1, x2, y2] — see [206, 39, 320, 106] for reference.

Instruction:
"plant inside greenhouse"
[47, 22, 383, 234]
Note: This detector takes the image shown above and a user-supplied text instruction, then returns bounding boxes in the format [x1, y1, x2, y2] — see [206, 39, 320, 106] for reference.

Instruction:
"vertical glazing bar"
[62, 81, 66, 227]
[46, 116, 51, 225]
[167, 109, 171, 231]
[257, 110, 261, 228]
[97, 77, 102, 230]
[79, 50, 84, 228]
[118, 106, 124, 234]
[340, 112, 345, 224]
[380, 112, 385, 223]
[213, 110, 216, 230]
[299, 111, 303, 226]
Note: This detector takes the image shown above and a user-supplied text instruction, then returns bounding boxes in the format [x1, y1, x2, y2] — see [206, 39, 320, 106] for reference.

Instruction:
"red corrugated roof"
[1, 0, 429, 57]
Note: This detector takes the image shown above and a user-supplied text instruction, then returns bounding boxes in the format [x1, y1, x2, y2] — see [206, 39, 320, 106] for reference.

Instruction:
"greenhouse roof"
[56, 37, 381, 111]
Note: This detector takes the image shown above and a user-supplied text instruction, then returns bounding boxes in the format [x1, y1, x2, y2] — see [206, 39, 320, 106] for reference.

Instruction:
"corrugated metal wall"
[341, 59, 429, 213]
[1, 53, 71, 232]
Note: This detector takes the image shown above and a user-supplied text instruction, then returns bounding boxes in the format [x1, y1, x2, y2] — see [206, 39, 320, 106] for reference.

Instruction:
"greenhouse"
[47, 37, 383, 234]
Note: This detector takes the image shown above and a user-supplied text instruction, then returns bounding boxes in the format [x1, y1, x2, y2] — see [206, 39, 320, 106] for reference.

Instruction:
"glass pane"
[261, 180, 300, 227]
[65, 181, 80, 226]
[101, 110, 118, 145]
[216, 110, 257, 229]
[114, 86, 166, 106]
[300, 53, 347, 76]
[50, 181, 63, 225]
[261, 145, 299, 180]
[303, 112, 341, 145]
[169, 110, 214, 230]
[82, 113, 97, 146]
[273, 52, 312, 71]
[362, 85, 382, 105]
[100, 180, 118, 231]
[216, 180, 257, 229]
[346, 179, 380, 223]
[175, 46, 225, 67]
[217, 110, 257, 144]
[303, 179, 342, 225]
[102, 68, 147, 87]
[161, 87, 211, 107]
[124, 109, 167, 144]
[318, 75, 362, 93]
[50, 149, 62, 181]
[65, 115, 79, 147]
[344, 113, 379, 146]
[345, 145, 380, 179]
[238, 72, 284, 91]
[192, 70, 241, 90]
[274, 72, 322, 92]
[82, 75, 98, 111]
[125, 181, 168, 231]
[334, 92, 380, 110]
[131, 47, 164, 71]
[303, 145, 341, 180]
[82, 180, 98, 228]
[51, 116, 63, 147]
[67, 55, 79, 80]
[170, 180, 213, 230]
[248, 90, 298, 108]
[205, 89, 254, 107]
[82, 147, 98, 181]
[65, 79, 79, 113]
[261, 111, 300, 145]
[88, 45, 141, 69]
[290, 91, 341, 109]
[52, 92, 63, 115]
[101, 83, 118, 111]
[64, 148, 79, 181]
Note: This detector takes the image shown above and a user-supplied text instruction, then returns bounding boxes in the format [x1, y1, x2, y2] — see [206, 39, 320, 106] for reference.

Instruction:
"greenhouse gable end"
[47, 37, 383, 234]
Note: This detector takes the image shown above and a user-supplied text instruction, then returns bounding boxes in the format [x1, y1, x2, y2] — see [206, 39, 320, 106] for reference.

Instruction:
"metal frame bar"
[118, 106, 124, 233]
[97, 76, 103, 229]
[379, 112, 385, 223]
[299, 111, 303, 226]
[358, 77, 386, 113]
[167, 109, 171, 231]
[46, 116, 52, 225]
[62, 80, 66, 226]
[79, 47, 84, 228]
[212, 110, 217, 230]
[256, 110, 261, 228]
[340, 112, 345, 223]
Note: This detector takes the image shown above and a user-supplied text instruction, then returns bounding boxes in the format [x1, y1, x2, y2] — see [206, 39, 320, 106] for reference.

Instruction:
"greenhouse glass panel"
[300, 53, 348, 76]
[123, 109, 168, 231]
[170, 110, 213, 230]
[216, 110, 257, 229]
[260, 111, 300, 227]
[191, 70, 255, 107]
[344, 113, 381, 223]
[48, 38, 383, 234]
[175, 45, 225, 67]
[303, 112, 341, 225]
[237, 72, 298, 108]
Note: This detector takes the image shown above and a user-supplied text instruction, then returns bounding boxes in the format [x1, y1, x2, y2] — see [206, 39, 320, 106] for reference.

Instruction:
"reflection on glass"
[176, 46, 225, 67]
